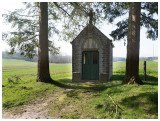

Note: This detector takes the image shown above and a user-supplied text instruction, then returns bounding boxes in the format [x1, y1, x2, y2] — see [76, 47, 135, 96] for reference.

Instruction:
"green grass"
[2, 59, 71, 108]
[2, 59, 158, 119]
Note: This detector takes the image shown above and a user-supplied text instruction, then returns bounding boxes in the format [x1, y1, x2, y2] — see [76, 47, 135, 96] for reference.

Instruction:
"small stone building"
[71, 22, 113, 82]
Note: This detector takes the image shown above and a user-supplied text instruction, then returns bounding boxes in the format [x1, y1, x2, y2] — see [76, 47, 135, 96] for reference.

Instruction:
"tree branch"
[53, 2, 71, 16]
[107, 94, 123, 118]
[70, 2, 88, 15]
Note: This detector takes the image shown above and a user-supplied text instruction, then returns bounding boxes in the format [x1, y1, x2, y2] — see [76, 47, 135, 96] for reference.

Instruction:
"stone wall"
[109, 43, 113, 79]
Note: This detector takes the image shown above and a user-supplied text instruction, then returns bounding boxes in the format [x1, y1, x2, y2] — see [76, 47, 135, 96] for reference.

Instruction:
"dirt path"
[2, 89, 72, 119]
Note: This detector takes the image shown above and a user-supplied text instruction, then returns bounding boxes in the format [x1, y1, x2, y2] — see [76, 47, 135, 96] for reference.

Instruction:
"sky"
[0, 1, 158, 58]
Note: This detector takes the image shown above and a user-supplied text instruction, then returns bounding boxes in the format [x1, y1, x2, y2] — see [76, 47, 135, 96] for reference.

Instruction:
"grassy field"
[2, 59, 158, 119]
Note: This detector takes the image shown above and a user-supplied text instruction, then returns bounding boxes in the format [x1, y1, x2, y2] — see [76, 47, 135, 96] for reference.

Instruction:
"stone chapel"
[71, 10, 113, 82]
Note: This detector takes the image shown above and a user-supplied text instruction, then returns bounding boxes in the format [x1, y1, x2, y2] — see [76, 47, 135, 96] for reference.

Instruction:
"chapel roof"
[71, 23, 112, 44]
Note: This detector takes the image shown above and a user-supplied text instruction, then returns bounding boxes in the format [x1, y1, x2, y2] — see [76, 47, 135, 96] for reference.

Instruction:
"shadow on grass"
[139, 75, 158, 86]
[49, 75, 124, 92]
[120, 91, 158, 116]
[48, 74, 157, 92]
[111, 74, 158, 86]
[49, 79, 109, 91]
[110, 74, 124, 81]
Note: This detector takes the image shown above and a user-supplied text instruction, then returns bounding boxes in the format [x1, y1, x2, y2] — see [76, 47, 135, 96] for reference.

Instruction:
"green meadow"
[2, 59, 158, 119]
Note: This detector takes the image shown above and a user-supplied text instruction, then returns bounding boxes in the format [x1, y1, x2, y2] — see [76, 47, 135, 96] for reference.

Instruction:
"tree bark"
[36, 2, 52, 83]
[124, 2, 143, 84]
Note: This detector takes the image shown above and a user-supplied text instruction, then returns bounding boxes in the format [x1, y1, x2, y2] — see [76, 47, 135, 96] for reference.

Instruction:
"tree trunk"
[36, 2, 52, 83]
[124, 2, 143, 84]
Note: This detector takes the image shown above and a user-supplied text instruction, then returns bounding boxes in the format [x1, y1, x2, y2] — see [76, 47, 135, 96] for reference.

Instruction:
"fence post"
[144, 61, 146, 81]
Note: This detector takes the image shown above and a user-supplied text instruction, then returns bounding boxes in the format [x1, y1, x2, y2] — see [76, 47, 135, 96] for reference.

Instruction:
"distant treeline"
[2, 51, 157, 63]
[2, 51, 72, 63]
[49, 55, 72, 63]
[113, 57, 158, 62]
[113, 57, 126, 62]
[139, 57, 158, 61]
[2, 51, 37, 62]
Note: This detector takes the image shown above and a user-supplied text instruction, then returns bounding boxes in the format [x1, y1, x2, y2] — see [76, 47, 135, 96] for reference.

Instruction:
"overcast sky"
[1, 1, 158, 58]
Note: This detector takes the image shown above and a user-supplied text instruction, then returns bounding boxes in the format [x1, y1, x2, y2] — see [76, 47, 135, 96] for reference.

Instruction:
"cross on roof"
[88, 9, 94, 24]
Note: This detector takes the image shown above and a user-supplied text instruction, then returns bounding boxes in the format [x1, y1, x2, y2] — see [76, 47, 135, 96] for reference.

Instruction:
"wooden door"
[82, 51, 99, 80]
